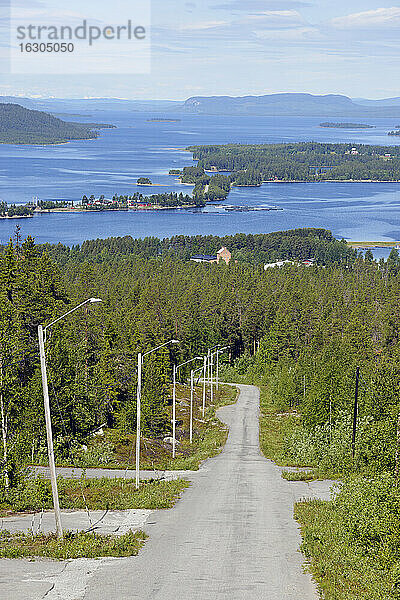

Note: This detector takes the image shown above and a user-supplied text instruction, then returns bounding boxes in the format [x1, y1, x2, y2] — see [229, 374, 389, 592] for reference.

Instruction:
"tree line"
[38, 228, 356, 267]
[186, 142, 400, 183]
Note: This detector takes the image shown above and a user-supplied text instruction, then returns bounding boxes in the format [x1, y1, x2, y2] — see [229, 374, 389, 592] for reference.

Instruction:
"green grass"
[258, 386, 307, 467]
[53, 384, 238, 472]
[0, 477, 190, 516]
[168, 384, 238, 470]
[295, 499, 392, 600]
[295, 475, 400, 600]
[0, 529, 148, 559]
[281, 470, 316, 481]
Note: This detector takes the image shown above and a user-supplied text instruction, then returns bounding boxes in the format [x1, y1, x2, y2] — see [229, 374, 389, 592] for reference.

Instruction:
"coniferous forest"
[188, 142, 400, 182]
[0, 228, 398, 477]
[3, 227, 400, 596]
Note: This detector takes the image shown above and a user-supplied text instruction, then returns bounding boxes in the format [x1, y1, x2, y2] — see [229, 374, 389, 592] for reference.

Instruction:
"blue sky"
[1, 0, 400, 99]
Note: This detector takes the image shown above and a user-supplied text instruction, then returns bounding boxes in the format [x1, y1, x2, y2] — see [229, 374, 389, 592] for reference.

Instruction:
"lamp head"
[171, 339, 180, 344]
[89, 298, 103, 303]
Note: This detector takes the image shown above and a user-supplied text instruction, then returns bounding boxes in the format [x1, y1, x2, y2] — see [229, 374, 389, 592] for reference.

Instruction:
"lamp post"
[190, 369, 194, 443]
[215, 346, 229, 391]
[202, 355, 207, 418]
[206, 345, 220, 405]
[190, 364, 207, 443]
[173, 356, 202, 457]
[38, 297, 102, 539]
[135, 339, 179, 488]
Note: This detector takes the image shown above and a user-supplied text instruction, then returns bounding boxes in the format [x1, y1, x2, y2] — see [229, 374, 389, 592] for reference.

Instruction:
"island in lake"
[186, 141, 400, 185]
[320, 122, 374, 129]
[146, 118, 181, 122]
[0, 103, 115, 144]
[0, 201, 34, 218]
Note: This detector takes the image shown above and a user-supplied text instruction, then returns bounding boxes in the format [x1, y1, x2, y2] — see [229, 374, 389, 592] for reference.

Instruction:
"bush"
[282, 412, 373, 475]
[296, 474, 400, 599]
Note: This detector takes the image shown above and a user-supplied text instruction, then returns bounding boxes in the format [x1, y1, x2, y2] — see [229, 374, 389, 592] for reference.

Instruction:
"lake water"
[0, 110, 400, 248]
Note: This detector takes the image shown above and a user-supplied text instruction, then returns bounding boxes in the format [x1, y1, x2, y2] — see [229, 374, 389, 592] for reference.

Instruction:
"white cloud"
[212, 0, 310, 12]
[241, 9, 304, 26]
[331, 7, 400, 30]
[254, 25, 320, 41]
[179, 19, 228, 30]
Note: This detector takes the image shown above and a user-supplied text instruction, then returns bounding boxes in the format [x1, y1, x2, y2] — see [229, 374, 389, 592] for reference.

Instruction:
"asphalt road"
[0, 384, 326, 599]
[84, 383, 318, 600]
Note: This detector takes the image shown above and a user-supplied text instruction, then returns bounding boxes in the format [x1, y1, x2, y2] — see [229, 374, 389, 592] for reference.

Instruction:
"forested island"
[0, 201, 34, 218]
[0, 103, 115, 144]
[388, 130, 400, 136]
[320, 122, 374, 129]
[186, 142, 400, 184]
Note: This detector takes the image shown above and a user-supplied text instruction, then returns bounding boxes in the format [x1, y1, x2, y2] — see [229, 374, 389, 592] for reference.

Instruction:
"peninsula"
[0, 103, 115, 144]
[186, 142, 400, 184]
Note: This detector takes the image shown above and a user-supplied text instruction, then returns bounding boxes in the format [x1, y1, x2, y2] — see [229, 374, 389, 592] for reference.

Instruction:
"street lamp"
[173, 356, 202, 458]
[207, 344, 222, 404]
[202, 355, 207, 418]
[191, 364, 206, 443]
[135, 339, 179, 488]
[38, 297, 102, 539]
[215, 347, 229, 391]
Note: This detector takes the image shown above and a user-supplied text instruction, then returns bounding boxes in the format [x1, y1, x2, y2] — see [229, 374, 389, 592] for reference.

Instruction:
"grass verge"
[258, 385, 309, 467]
[0, 529, 148, 559]
[0, 477, 190, 516]
[281, 470, 316, 481]
[295, 474, 400, 600]
[50, 384, 238, 472]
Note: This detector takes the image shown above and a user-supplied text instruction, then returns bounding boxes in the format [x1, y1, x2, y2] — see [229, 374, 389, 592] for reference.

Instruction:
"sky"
[0, 0, 399, 100]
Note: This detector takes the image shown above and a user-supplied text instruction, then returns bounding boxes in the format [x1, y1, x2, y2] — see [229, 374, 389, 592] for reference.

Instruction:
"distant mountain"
[182, 93, 400, 118]
[0, 96, 183, 114]
[353, 97, 400, 107]
[4, 93, 400, 118]
[0, 103, 114, 144]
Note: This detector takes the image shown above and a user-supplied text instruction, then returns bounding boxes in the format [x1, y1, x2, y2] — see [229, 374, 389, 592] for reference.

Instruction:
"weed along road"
[0, 384, 326, 599]
[84, 384, 318, 600]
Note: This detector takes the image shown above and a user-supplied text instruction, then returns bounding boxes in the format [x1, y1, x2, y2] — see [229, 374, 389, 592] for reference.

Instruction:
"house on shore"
[190, 247, 232, 265]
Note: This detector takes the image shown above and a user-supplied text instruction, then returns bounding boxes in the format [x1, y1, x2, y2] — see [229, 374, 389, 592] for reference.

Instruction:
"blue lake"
[0, 111, 400, 246]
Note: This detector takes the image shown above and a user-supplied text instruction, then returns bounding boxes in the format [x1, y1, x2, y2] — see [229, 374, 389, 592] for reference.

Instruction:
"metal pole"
[190, 369, 194, 444]
[352, 367, 360, 459]
[0, 359, 9, 490]
[172, 364, 176, 459]
[216, 350, 219, 391]
[202, 356, 207, 418]
[135, 352, 142, 489]
[38, 325, 63, 540]
[207, 349, 210, 389]
[210, 353, 214, 404]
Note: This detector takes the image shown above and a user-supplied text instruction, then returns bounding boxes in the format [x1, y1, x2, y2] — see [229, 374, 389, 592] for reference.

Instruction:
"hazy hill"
[4, 93, 400, 119]
[0, 103, 114, 144]
[0, 96, 183, 114]
[182, 93, 400, 118]
[354, 97, 400, 107]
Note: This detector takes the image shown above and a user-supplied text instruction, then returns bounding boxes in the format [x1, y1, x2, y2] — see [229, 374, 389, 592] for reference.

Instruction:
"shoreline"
[0, 214, 33, 219]
[347, 241, 400, 248]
